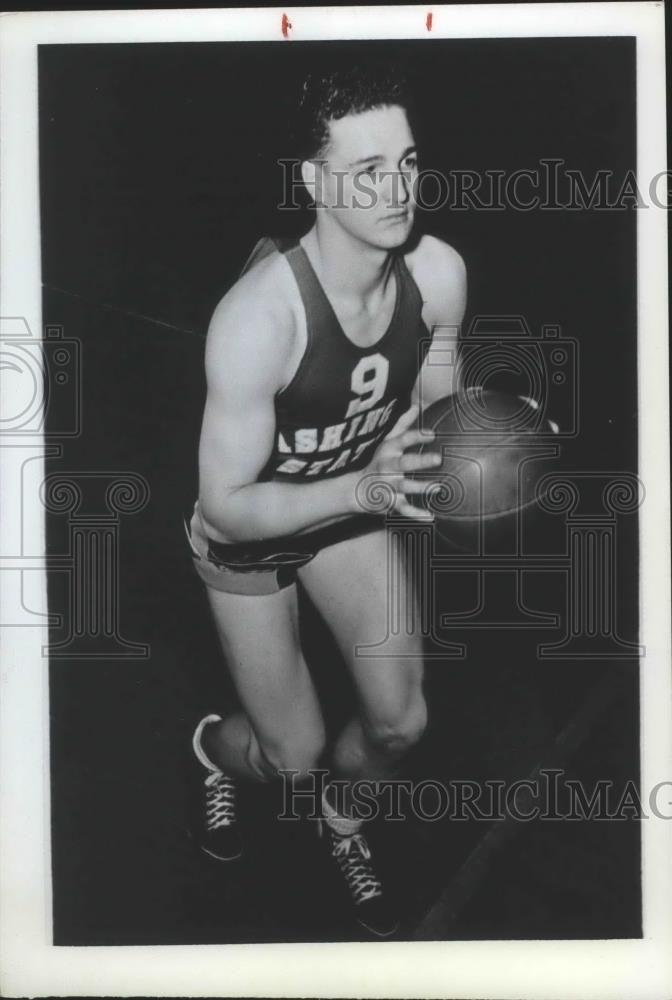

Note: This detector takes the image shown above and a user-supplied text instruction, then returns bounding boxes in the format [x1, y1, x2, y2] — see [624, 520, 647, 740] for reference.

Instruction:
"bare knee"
[248, 723, 327, 782]
[367, 697, 428, 758]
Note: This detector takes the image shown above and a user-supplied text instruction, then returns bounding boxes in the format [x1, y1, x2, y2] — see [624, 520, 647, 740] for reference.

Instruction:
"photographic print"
[0, 5, 669, 998]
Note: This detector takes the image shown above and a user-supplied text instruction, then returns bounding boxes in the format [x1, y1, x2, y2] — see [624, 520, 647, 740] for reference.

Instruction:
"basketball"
[410, 388, 560, 547]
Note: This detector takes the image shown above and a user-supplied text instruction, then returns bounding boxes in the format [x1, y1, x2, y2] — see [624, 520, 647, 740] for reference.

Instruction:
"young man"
[186, 65, 466, 937]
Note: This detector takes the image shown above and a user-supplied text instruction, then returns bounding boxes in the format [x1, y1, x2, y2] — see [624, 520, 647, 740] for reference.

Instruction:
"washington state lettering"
[273, 396, 399, 476]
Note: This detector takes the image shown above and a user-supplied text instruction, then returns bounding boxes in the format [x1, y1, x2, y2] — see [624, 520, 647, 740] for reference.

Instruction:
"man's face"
[312, 104, 418, 249]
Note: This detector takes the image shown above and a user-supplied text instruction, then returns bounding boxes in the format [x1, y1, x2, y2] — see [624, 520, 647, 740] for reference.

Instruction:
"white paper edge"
[0, 4, 669, 998]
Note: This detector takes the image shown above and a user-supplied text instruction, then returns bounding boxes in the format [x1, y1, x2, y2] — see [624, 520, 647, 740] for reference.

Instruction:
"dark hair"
[293, 62, 415, 161]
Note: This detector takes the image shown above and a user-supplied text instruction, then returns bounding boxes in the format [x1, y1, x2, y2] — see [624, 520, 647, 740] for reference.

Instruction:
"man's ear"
[301, 159, 323, 206]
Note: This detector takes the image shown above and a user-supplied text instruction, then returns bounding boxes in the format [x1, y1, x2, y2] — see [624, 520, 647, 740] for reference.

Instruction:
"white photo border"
[0, 4, 669, 998]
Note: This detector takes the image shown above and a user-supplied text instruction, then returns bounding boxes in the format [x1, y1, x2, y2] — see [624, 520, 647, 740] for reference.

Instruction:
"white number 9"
[345, 353, 390, 418]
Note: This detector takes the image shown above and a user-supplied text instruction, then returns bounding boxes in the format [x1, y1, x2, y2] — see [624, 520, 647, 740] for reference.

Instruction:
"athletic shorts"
[185, 500, 384, 596]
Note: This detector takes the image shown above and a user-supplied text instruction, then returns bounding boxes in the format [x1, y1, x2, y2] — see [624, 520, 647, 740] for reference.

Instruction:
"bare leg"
[298, 527, 426, 805]
[296, 526, 423, 939]
[199, 583, 326, 782]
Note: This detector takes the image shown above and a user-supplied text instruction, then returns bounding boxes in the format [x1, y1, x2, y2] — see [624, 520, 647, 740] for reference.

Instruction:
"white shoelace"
[204, 772, 236, 830]
[331, 832, 382, 904]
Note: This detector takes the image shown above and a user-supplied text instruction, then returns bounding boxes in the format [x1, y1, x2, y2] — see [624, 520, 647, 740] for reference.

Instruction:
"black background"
[40, 38, 640, 945]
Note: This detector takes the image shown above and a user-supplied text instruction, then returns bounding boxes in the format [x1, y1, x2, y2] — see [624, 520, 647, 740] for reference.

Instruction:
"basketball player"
[185, 65, 466, 937]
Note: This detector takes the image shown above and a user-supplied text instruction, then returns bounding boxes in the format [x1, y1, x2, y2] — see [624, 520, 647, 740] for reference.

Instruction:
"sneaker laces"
[330, 831, 382, 905]
[204, 771, 236, 830]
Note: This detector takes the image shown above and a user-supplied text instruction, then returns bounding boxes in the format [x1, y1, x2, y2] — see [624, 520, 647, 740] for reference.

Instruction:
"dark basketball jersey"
[241, 235, 433, 482]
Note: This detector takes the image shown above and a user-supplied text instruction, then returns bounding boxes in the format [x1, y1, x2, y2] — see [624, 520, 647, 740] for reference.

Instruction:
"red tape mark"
[426, 11, 433, 31]
[281, 13, 292, 38]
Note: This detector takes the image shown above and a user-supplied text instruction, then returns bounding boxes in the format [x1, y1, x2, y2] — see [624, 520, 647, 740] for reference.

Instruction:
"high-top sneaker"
[318, 788, 399, 938]
[191, 714, 242, 861]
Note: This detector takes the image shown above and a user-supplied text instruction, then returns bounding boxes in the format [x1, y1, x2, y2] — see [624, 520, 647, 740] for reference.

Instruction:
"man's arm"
[197, 293, 362, 543]
[410, 236, 467, 412]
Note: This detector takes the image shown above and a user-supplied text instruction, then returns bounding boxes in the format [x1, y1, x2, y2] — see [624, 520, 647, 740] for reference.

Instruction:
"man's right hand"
[355, 404, 441, 521]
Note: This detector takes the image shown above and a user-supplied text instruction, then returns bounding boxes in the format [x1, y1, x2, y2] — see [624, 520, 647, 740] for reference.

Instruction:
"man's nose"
[381, 170, 412, 208]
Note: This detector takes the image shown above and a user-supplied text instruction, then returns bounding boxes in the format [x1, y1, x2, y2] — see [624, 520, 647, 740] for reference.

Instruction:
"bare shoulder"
[205, 251, 301, 390]
[404, 234, 467, 327]
[405, 235, 467, 299]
